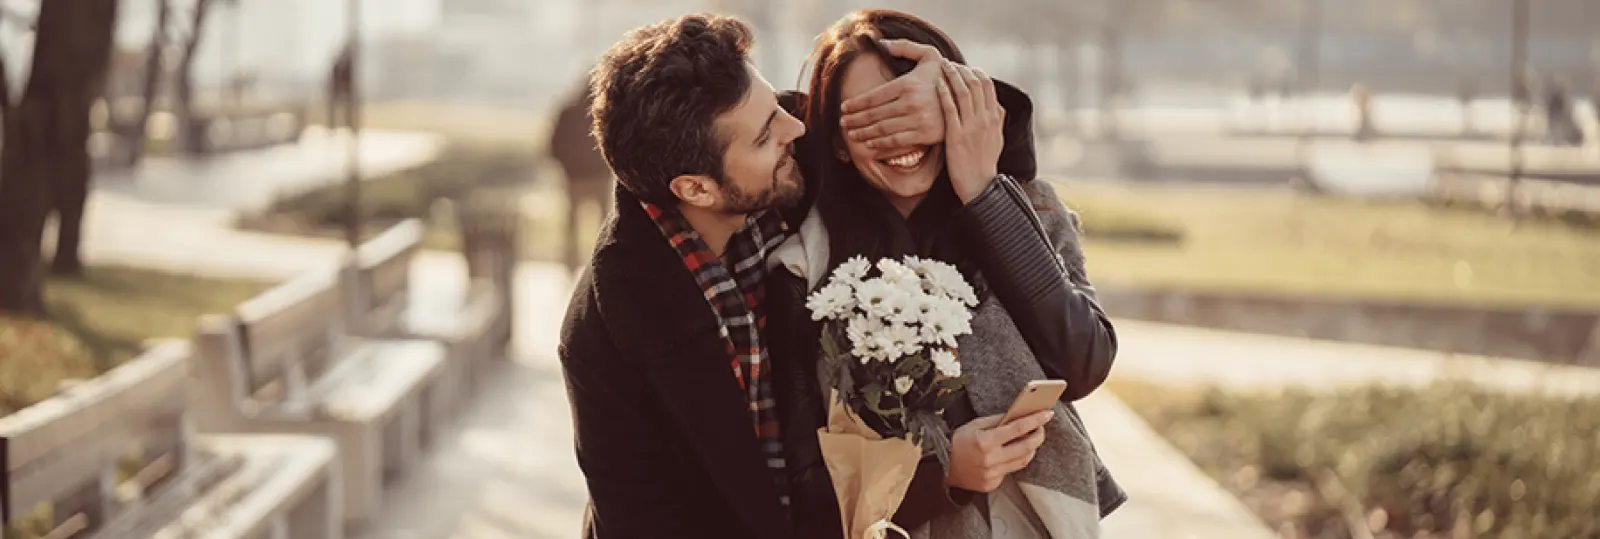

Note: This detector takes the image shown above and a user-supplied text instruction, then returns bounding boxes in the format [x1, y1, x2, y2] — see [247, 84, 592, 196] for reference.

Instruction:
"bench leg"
[424, 372, 454, 449]
[332, 422, 384, 526]
[268, 517, 290, 539]
[287, 465, 345, 539]
[381, 399, 422, 482]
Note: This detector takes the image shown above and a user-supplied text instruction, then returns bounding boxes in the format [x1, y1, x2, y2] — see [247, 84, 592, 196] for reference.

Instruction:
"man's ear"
[668, 174, 719, 209]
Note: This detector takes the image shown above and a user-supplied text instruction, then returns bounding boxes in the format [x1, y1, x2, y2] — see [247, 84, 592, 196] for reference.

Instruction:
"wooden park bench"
[343, 219, 508, 422]
[190, 267, 448, 527]
[1, 340, 342, 539]
[455, 203, 519, 361]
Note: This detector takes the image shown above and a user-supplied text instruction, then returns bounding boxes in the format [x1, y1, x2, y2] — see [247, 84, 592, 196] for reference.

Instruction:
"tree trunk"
[0, 112, 49, 314]
[0, 0, 120, 310]
[174, 0, 215, 156]
[119, 0, 173, 167]
[49, 0, 120, 277]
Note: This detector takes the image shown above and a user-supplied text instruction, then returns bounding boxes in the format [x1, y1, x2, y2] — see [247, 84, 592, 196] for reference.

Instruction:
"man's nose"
[778, 111, 806, 143]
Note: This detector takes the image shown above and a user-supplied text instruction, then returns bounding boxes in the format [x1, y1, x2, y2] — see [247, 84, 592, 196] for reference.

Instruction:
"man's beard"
[719, 150, 804, 215]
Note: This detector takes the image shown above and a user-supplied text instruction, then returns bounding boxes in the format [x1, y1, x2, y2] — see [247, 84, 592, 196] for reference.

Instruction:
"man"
[558, 15, 814, 539]
[549, 86, 614, 272]
[559, 13, 1040, 538]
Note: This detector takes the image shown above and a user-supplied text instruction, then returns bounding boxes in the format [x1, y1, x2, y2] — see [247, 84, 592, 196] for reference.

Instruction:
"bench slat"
[355, 219, 422, 335]
[236, 270, 344, 390]
[1, 342, 189, 526]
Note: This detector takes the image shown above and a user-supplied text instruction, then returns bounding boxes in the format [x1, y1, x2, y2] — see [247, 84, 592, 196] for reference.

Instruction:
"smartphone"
[998, 380, 1068, 426]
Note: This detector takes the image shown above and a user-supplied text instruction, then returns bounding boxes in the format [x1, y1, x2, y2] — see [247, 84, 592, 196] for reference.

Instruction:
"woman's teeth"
[885, 149, 926, 169]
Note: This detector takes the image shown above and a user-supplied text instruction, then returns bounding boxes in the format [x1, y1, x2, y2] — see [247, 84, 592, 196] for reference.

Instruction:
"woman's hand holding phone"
[947, 380, 1065, 493]
[946, 409, 1053, 493]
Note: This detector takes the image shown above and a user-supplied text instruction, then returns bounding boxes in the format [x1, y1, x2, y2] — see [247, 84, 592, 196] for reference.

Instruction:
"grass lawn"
[0, 266, 269, 416]
[1110, 379, 1600, 539]
[237, 141, 551, 246]
[1060, 181, 1600, 308]
[311, 99, 552, 149]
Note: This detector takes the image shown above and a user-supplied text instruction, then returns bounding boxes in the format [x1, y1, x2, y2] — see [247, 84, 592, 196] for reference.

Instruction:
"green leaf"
[907, 411, 954, 468]
[937, 375, 972, 392]
[833, 359, 854, 398]
[897, 354, 932, 379]
[932, 383, 968, 412]
[863, 384, 904, 418]
[863, 383, 883, 412]
[819, 323, 842, 363]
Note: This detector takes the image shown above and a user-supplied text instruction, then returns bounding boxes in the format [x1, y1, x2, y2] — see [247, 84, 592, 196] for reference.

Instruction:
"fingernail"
[1046, 411, 1057, 420]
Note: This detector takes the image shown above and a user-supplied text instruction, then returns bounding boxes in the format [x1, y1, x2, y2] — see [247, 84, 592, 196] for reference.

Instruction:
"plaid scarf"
[641, 201, 791, 506]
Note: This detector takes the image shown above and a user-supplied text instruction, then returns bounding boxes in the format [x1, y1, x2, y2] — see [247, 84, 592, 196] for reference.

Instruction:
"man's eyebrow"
[755, 109, 777, 145]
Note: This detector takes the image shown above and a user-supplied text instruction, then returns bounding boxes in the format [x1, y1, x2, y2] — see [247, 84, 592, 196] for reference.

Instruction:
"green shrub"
[248, 144, 540, 234]
[1064, 193, 1186, 244]
[1117, 380, 1600, 539]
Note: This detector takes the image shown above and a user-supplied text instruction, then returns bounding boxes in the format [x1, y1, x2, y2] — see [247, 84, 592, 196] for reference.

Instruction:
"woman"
[768, 10, 1125, 538]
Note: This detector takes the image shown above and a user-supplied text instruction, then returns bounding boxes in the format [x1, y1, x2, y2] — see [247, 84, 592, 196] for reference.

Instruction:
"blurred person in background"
[550, 85, 614, 271]
[1457, 77, 1476, 135]
[1351, 83, 1375, 141]
[1544, 78, 1584, 146]
[767, 9, 1122, 539]
[1592, 81, 1600, 133]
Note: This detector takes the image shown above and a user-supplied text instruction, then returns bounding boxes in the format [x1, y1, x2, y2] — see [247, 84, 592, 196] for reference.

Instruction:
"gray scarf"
[913, 179, 1105, 539]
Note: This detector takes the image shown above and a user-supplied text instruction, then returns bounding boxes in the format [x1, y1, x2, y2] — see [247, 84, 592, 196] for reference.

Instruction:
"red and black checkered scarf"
[641, 201, 791, 506]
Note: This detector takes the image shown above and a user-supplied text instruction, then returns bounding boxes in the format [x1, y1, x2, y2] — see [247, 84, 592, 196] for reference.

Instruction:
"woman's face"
[837, 52, 943, 215]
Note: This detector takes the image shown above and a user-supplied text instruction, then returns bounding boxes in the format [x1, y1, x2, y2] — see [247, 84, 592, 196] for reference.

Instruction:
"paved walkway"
[1109, 320, 1600, 398]
[95, 128, 444, 212]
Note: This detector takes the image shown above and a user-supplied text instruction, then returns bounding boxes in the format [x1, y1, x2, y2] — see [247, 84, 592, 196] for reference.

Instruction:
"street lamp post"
[1295, 0, 1321, 182]
[1098, 0, 1121, 141]
[343, 0, 363, 248]
[1506, 0, 1528, 219]
[1298, 0, 1321, 133]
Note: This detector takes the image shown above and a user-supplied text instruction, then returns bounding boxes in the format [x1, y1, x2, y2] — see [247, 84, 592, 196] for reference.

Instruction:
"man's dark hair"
[588, 14, 755, 206]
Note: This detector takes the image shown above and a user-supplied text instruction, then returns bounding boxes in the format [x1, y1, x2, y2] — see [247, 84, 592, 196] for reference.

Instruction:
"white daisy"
[846, 314, 881, 352]
[805, 282, 857, 321]
[884, 322, 923, 359]
[907, 290, 939, 323]
[832, 256, 872, 284]
[921, 295, 973, 348]
[853, 279, 900, 320]
[930, 349, 961, 377]
[894, 375, 915, 395]
[885, 286, 924, 325]
[916, 260, 975, 307]
[877, 258, 919, 287]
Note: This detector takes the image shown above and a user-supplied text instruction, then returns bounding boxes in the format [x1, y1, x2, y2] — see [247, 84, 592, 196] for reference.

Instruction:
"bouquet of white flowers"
[806, 255, 977, 538]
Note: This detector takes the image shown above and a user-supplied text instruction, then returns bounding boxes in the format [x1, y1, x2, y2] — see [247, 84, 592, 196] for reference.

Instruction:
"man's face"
[707, 63, 807, 215]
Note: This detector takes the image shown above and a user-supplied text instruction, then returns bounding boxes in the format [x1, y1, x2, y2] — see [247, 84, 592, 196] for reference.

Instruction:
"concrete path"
[1108, 319, 1600, 398]
[95, 128, 444, 212]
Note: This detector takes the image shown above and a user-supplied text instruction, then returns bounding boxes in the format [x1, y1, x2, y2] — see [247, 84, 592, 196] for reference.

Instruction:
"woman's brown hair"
[796, 10, 977, 280]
